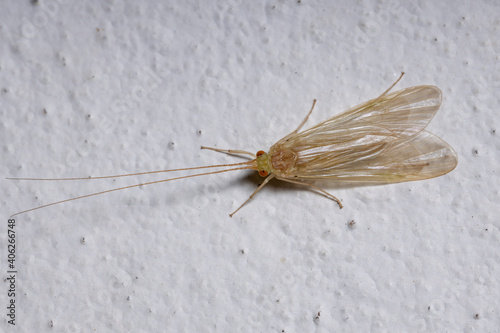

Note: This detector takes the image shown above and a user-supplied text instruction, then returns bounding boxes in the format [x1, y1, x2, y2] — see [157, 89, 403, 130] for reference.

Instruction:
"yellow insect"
[9, 73, 457, 217]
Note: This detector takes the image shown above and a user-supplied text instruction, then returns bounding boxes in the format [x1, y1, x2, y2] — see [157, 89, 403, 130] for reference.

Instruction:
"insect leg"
[229, 174, 275, 217]
[377, 72, 405, 99]
[276, 176, 343, 209]
[201, 146, 255, 158]
[291, 99, 317, 134]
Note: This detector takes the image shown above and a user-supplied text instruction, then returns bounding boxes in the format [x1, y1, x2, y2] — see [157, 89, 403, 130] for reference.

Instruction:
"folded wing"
[271, 86, 458, 182]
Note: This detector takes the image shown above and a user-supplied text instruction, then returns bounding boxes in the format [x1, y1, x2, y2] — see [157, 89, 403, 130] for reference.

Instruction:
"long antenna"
[10, 165, 254, 216]
[6, 160, 253, 181]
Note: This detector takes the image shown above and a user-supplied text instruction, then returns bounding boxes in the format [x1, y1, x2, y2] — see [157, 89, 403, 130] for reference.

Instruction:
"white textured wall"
[1, 0, 499, 331]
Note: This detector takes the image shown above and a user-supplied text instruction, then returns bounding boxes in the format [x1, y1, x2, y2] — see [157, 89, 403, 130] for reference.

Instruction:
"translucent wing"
[269, 86, 458, 183]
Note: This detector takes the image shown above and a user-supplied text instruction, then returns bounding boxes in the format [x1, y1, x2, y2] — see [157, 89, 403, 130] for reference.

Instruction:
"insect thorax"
[270, 148, 297, 176]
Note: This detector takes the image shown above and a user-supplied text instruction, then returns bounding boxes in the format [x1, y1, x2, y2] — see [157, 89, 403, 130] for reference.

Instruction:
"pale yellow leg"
[378, 72, 405, 99]
[276, 176, 343, 209]
[278, 99, 317, 143]
[291, 99, 317, 134]
[229, 174, 275, 217]
[201, 146, 255, 158]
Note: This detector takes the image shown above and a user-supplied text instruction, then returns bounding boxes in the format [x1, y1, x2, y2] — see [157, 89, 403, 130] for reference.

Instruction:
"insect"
[9, 73, 457, 217]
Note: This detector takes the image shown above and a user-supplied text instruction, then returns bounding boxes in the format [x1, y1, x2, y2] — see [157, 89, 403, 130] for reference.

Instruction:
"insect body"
[9, 73, 457, 217]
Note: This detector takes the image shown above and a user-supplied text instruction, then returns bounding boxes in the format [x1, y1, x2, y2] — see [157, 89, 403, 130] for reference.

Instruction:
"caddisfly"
[9, 73, 458, 217]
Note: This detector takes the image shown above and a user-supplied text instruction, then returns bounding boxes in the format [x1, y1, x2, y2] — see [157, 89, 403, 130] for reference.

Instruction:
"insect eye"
[258, 170, 269, 177]
[256, 150, 265, 157]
